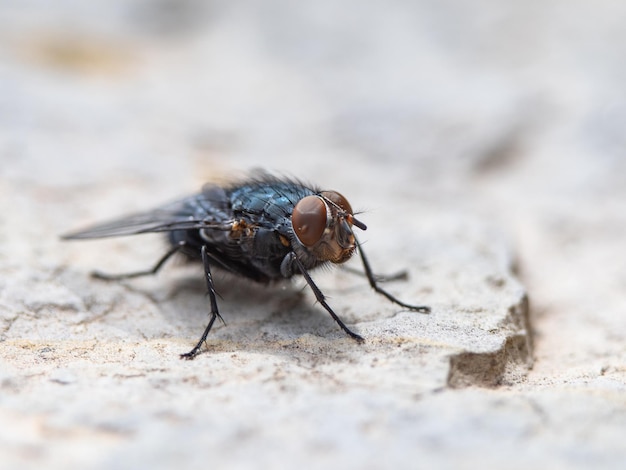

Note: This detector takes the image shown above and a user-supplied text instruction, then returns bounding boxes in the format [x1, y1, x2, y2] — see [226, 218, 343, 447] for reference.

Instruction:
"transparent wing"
[61, 187, 234, 240]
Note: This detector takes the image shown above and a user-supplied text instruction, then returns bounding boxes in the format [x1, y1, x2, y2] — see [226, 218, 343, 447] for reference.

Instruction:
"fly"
[62, 174, 430, 359]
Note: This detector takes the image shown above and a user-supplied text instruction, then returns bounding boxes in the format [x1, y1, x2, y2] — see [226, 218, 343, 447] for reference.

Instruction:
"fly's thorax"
[291, 191, 357, 264]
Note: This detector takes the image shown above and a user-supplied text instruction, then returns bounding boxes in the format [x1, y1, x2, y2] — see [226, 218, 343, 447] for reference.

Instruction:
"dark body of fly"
[169, 181, 321, 282]
[63, 175, 430, 359]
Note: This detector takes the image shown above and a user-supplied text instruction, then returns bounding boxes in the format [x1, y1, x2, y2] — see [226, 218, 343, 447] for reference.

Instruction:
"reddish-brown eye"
[292, 196, 327, 246]
[320, 191, 353, 215]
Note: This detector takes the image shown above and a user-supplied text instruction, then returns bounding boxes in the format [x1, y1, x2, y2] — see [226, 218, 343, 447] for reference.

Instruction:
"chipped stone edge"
[447, 293, 533, 388]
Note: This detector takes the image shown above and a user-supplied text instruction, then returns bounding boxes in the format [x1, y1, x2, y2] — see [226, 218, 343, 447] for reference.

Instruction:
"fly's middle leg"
[180, 245, 224, 359]
[340, 265, 409, 283]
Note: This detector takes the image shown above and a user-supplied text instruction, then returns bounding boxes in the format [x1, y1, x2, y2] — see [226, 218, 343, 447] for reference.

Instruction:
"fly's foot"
[350, 332, 365, 343]
[374, 270, 409, 283]
[91, 270, 121, 281]
[179, 345, 204, 360]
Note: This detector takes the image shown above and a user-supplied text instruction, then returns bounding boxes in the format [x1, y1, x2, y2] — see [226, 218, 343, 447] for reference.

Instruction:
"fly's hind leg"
[180, 245, 224, 360]
[92, 241, 186, 280]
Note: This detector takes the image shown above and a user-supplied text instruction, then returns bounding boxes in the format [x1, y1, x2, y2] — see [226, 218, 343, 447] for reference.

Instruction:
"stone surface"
[1, 1, 625, 469]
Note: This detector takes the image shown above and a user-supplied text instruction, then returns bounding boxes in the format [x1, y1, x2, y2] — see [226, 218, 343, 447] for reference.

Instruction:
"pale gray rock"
[1, 1, 625, 469]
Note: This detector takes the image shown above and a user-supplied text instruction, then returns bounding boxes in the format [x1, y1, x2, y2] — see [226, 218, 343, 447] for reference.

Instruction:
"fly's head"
[291, 191, 367, 264]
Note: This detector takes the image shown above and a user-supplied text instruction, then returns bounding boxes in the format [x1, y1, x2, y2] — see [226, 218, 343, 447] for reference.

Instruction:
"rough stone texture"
[1, 1, 625, 469]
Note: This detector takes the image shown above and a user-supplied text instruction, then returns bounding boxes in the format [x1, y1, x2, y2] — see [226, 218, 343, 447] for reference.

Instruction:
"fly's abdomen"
[168, 230, 205, 260]
[248, 228, 291, 280]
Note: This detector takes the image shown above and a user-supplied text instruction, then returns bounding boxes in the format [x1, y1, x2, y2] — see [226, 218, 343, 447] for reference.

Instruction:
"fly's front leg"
[355, 236, 430, 314]
[92, 241, 186, 280]
[292, 254, 364, 342]
[180, 245, 224, 360]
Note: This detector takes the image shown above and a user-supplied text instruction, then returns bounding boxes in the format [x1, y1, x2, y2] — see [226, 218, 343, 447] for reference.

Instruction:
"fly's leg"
[292, 255, 364, 342]
[92, 241, 186, 280]
[355, 236, 430, 313]
[340, 265, 408, 283]
[180, 245, 224, 360]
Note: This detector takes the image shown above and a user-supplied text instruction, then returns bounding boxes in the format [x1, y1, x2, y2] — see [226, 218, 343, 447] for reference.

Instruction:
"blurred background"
[3, 0, 625, 187]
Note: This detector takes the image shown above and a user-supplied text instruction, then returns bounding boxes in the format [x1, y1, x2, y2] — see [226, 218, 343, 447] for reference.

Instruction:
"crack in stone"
[0, 313, 19, 339]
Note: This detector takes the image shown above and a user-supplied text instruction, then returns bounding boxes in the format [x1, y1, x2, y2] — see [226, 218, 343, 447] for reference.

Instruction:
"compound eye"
[292, 196, 327, 246]
[320, 191, 353, 215]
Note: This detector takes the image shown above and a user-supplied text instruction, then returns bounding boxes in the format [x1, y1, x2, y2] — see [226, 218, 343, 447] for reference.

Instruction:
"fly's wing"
[61, 186, 234, 240]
